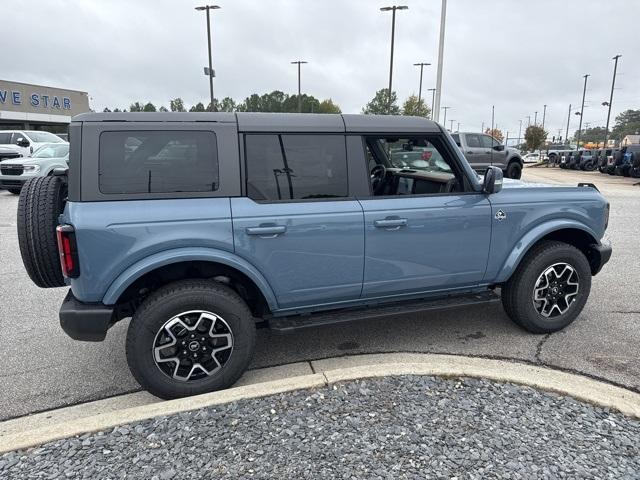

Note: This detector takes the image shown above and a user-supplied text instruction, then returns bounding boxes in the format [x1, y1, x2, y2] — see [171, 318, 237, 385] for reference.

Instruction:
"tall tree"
[218, 97, 237, 112]
[572, 126, 607, 144]
[363, 89, 400, 115]
[129, 102, 144, 112]
[401, 95, 430, 118]
[524, 125, 547, 151]
[189, 102, 206, 112]
[317, 99, 342, 114]
[159, 106, 168, 112]
[169, 98, 186, 112]
[484, 128, 504, 143]
[611, 109, 640, 141]
[143, 102, 156, 112]
[103, 107, 111, 113]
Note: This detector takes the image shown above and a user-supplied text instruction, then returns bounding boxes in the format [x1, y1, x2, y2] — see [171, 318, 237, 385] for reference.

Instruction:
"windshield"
[384, 139, 452, 174]
[25, 131, 64, 143]
[32, 144, 69, 158]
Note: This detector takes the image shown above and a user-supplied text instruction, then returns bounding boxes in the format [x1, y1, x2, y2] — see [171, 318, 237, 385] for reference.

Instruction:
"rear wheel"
[501, 241, 591, 333]
[126, 280, 256, 399]
[17, 176, 67, 288]
[506, 161, 522, 179]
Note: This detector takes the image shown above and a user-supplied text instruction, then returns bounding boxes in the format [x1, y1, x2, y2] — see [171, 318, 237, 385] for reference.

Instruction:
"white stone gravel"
[1, 375, 639, 479]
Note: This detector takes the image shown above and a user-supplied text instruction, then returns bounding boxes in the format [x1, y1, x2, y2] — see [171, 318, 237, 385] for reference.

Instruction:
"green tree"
[317, 98, 342, 114]
[611, 109, 640, 141]
[363, 88, 400, 115]
[218, 97, 237, 112]
[484, 128, 504, 143]
[401, 95, 430, 117]
[129, 102, 144, 112]
[169, 98, 186, 112]
[189, 102, 206, 112]
[524, 125, 547, 151]
[573, 126, 607, 144]
[103, 107, 111, 112]
[159, 106, 168, 112]
[283, 94, 321, 113]
[113, 108, 122, 112]
[143, 102, 156, 112]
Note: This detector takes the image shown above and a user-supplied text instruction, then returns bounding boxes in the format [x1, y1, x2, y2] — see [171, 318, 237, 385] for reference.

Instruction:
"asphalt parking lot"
[0, 167, 638, 421]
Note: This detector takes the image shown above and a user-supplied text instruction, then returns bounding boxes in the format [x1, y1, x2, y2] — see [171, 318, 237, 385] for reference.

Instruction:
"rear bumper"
[588, 238, 612, 275]
[59, 290, 115, 341]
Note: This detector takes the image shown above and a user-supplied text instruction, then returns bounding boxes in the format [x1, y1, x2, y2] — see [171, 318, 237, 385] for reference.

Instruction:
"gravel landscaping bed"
[2, 375, 639, 479]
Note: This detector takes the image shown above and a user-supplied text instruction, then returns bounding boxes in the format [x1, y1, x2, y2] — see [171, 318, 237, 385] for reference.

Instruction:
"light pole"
[380, 5, 408, 114]
[602, 55, 621, 149]
[542, 104, 547, 130]
[413, 62, 431, 106]
[456, 121, 460, 132]
[576, 74, 590, 149]
[427, 88, 436, 119]
[441, 106, 450, 127]
[526, 115, 531, 127]
[534, 111, 538, 125]
[291, 60, 308, 113]
[449, 119, 456, 131]
[518, 120, 523, 147]
[433, 0, 447, 121]
[195, 5, 220, 112]
[481, 121, 484, 133]
[565, 104, 572, 145]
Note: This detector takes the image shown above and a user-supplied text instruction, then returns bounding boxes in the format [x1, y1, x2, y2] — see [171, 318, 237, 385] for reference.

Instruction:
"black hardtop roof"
[72, 112, 442, 134]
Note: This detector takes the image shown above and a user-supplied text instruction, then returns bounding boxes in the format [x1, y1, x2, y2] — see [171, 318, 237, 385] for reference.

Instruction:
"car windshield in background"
[27, 131, 64, 143]
[32, 144, 69, 158]
[385, 139, 452, 174]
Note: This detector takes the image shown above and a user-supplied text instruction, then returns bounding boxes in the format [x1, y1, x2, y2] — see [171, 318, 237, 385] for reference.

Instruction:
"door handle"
[246, 225, 287, 237]
[374, 218, 407, 229]
[466, 151, 474, 154]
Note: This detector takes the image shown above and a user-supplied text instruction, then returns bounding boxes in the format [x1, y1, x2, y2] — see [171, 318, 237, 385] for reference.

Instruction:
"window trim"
[242, 132, 351, 204]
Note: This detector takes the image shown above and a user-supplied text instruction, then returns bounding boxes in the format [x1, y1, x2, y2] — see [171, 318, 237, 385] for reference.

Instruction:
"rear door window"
[99, 130, 218, 194]
[465, 134, 482, 148]
[245, 134, 348, 201]
[0, 132, 12, 144]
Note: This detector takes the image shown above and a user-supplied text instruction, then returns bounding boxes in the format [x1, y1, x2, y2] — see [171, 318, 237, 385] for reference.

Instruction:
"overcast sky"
[4, 0, 639, 141]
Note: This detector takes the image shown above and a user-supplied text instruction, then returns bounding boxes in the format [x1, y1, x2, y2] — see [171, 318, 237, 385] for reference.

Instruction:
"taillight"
[56, 224, 80, 278]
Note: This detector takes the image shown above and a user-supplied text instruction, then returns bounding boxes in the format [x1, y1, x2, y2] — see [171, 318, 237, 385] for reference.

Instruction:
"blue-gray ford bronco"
[17, 112, 612, 399]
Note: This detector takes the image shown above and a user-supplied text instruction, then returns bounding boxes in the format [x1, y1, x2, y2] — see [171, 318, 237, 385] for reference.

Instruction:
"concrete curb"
[2, 353, 640, 454]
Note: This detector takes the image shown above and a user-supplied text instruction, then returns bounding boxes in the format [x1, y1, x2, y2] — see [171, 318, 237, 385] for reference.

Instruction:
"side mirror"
[493, 144, 505, 151]
[483, 166, 503, 194]
[16, 138, 30, 147]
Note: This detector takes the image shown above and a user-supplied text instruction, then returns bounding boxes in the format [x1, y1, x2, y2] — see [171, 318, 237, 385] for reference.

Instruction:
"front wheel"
[501, 240, 591, 333]
[126, 280, 256, 399]
[505, 161, 522, 179]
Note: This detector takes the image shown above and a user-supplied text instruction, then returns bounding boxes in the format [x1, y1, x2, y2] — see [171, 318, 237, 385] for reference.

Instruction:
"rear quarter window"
[98, 130, 219, 194]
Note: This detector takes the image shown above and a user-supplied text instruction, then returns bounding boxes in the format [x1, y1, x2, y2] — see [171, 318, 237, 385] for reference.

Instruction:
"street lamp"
[380, 5, 408, 114]
[542, 104, 547, 131]
[576, 74, 590, 149]
[449, 119, 456, 132]
[602, 55, 621, 149]
[427, 88, 436, 120]
[291, 60, 308, 113]
[433, 0, 447, 121]
[413, 62, 431, 106]
[441, 106, 450, 127]
[195, 5, 220, 112]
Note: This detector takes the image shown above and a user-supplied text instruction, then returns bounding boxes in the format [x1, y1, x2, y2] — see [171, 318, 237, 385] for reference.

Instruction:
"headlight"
[23, 165, 40, 173]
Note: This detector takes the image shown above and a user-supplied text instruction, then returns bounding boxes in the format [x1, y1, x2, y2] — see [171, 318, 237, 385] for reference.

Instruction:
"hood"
[501, 177, 563, 189]
[1, 155, 68, 166]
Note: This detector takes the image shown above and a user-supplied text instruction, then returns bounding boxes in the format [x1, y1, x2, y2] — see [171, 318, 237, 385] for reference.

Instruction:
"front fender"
[101, 247, 278, 310]
[493, 220, 598, 283]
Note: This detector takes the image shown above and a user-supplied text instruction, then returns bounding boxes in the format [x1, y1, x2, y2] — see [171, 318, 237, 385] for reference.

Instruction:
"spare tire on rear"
[17, 176, 67, 288]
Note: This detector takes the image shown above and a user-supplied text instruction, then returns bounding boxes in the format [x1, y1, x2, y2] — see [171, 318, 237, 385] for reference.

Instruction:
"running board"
[268, 291, 500, 334]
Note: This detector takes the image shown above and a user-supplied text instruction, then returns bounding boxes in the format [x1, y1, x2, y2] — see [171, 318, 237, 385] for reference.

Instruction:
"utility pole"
[534, 111, 538, 125]
[481, 121, 484, 133]
[518, 119, 523, 146]
[456, 121, 460, 132]
[441, 106, 450, 127]
[449, 119, 456, 131]
[505, 131, 509, 146]
[542, 104, 547, 130]
[195, 5, 220, 111]
[427, 88, 436, 120]
[576, 74, 590, 149]
[413, 62, 430, 106]
[490, 105, 495, 135]
[290, 60, 308, 113]
[381, 5, 408, 114]
[433, 0, 447, 121]
[527, 115, 531, 127]
[602, 55, 621, 150]
[565, 104, 572, 145]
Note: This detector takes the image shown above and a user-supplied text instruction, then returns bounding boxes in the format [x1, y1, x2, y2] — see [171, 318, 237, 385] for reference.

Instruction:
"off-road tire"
[501, 240, 591, 333]
[126, 279, 256, 399]
[17, 176, 67, 288]
[506, 161, 522, 179]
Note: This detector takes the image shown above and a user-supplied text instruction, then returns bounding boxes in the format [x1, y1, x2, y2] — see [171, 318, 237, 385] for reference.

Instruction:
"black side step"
[268, 291, 500, 334]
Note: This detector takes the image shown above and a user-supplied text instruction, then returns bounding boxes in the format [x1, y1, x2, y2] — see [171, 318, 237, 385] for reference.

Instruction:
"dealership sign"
[0, 89, 72, 110]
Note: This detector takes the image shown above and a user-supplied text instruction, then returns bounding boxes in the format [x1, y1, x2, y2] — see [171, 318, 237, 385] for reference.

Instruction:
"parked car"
[0, 142, 69, 193]
[0, 130, 65, 157]
[17, 112, 611, 399]
[614, 146, 634, 176]
[522, 152, 540, 164]
[597, 149, 613, 173]
[547, 145, 575, 165]
[559, 151, 575, 169]
[450, 132, 523, 178]
[0, 145, 22, 162]
[628, 145, 640, 178]
[577, 149, 597, 171]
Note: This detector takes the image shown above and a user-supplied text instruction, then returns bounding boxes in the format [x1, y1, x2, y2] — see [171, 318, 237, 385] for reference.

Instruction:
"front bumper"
[0, 176, 27, 189]
[588, 237, 612, 275]
[59, 290, 115, 341]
